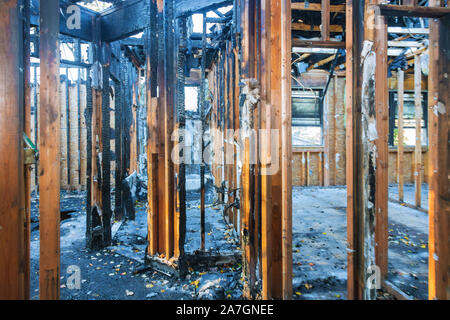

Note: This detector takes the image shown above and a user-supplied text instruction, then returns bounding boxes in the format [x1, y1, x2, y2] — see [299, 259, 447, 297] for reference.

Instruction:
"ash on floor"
[291, 186, 429, 300]
[29, 191, 242, 300]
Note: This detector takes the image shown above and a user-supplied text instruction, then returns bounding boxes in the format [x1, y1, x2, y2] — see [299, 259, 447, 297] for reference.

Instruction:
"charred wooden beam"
[345, 0, 366, 300]
[146, 0, 159, 256]
[30, 0, 95, 41]
[375, 4, 450, 18]
[163, 0, 175, 258]
[174, 16, 187, 260]
[176, 0, 233, 17]
[101, 44, 112, 245]
[414, 54, 422, 208]
[292, 39, 345, 48]
[321, 0, 330, 41]
[100, 0, 149, 42]
[0, 0, 28, 300]
[200, 13, 207, 252]
[397, 70, 405, 202]
[23, 0, 32, 300]
[374, 4, 389, 282]
[291, 2, 345, 13]
[292, 22, 343, 32]
[39, 0, 61, 300]
[427, 0, 449, 300]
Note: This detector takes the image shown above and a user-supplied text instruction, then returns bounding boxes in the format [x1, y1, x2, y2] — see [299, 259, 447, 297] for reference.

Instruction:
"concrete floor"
[29, 184, 429, 300]
[29, 190, 242, 300]
[388, 183, 429, 210]
[292, 185, 429, 300]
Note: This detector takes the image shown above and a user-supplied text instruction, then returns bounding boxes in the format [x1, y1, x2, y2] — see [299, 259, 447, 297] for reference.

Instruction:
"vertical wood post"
[146, 0, 159, 256]
[346, 0, 367, 300]
[260, 0, 272, 299]
[39, 0, 60, 300]
[374, 4, 389, 280]
[200, 12, 207, 252]
[428, 1, 449, 300]
[414, 54, 422, 207]
[397, 69, 405, 202]
[0, 0, 27, 300]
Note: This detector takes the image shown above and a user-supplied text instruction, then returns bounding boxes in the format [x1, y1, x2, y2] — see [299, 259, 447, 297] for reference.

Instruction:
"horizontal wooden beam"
[375, 4, 450, 18]
[382, 280, 413, 300]
[100, 0, 149, 42]
[291, 2, 345, 13]
[30, 0, 95, 41]
[176, 0, 233, 17]
[292, 39, 345, 48]
[292, 22, 343, 33]
[388, 26, 429, 34]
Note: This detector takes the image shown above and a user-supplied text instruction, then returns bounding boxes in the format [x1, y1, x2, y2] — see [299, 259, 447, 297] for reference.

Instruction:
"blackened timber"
[85, 46, 94, 247]
[146, 0, 159, 255]
[292, 39, 345, 48]
[39, 0, 61, 299]
[428, 2, 449, 300]
[100, 0, 149, 42]
[240, 0, 258, 300]
[101, 44, 112, 245]
[176, 0, 233, 17]
[174, 16, 187, 260]
[280, 0, 293, 300]
[75, 39, 82, 186]
[375, 4, 450, 19]
[260, 0, 272, 300]
[164, 0, 175, 258]
[156, 0, 166, 254]
[374, 2, 389, 282]
[65, 74, 71, 186]
[30, 0, 95, 41]
[23, 0, 31, 299]
[114, 78, 123, 221]
[200, 13, 207, 252]
[0, 0, 27, 299]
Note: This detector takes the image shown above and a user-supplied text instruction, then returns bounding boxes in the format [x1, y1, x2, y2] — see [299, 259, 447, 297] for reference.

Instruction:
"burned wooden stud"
[22, 0, 31, 300]
[257, 0, 293, 300]
[65, 72, 71, 187]
[414, 54, 422, 208]
[260, 0, 272, 299]
[101, 44, 112, 246]
[321, 0, 330, 41]
[156, 0, 167, 255]
[164, 0, 175, 258]
[114, 65, 124, 222]
[146, 0, 159, 256]
[397, 69, 405, 202]
[0, 0, 28, 300]
[280, 0, 293, 300]
[75, 39, 82, 187]
[345, 0, 368, 300]
[427, 0, 449, 300]
[200, 12, 207, 252]
[374, 4, 389, 282]
[39, 0, 60, 300]
[174, 15, 187, 259]
[240, 0, 258, 299]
